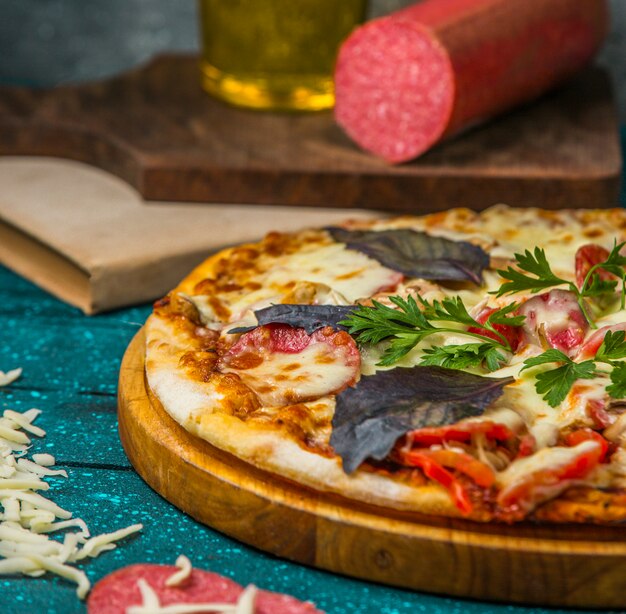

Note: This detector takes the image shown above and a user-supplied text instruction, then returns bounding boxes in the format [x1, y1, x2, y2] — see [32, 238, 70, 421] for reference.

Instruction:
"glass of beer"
[198, 0, 367, 111]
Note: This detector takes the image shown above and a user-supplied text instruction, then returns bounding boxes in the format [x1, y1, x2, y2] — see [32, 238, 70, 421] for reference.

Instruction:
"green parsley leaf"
[595, 330, 626, 362]
[377, 333, 425, 366]
[522, 350, 597, 407]
[580, 274, 618, 298]
[495, 240, 626, 327]
[521, 349, 572, 370]
[485, 301, 525, 327]
[496, 247, 568, 297]
[607, 362, 626, 398]
[341, 297, 433, 345]
[341, 295, 524, 367]
[420, 343, 506, 372]
[597, 240, 626, 272]
[533, 360, 597, 408]
[483, 347, 507, 372]
[581, 240, 626, 309]
[417, 296, 478, 327]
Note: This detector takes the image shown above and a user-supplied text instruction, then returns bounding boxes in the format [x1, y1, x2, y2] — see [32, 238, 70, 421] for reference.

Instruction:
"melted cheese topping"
[595, 308, 626, 328]
[186, 236, 401, 325]
[173, 207, 626, 405]
[222, 342, 357, 407]
[382, 206, 626, 279]
[488, 359, 612, 447]
[496, 441, 601, 491]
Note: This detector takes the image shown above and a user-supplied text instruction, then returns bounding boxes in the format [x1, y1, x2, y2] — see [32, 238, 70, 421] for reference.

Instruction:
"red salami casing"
[334, 0, 608, 163]
[87, 563, 324, 614]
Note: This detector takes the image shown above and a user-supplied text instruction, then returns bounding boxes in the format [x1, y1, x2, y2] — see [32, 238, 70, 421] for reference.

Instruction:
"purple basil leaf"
[330, 366, 513, 474]
[327, 227, 489, 284]
[229, 304, 355, 335]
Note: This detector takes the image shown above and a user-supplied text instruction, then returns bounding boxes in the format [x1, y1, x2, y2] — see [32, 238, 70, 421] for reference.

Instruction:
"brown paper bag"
[0, 157, 381, 314]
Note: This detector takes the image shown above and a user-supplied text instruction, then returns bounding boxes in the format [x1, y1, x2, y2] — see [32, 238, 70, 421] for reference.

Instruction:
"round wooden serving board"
[118, 330, 626, 609]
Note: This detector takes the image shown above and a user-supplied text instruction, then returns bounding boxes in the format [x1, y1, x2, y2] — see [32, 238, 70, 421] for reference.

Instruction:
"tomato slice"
[577, 323, 626, 360]
[518, 290, 588, 355]
[426, 449, 495, 488]
[467, 307, 522, 352]
[406, 421, 513, 447]
[575, 243, 612, 289]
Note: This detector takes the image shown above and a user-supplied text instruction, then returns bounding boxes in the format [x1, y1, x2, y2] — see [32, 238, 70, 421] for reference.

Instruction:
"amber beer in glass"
[198, 0, 367, 111]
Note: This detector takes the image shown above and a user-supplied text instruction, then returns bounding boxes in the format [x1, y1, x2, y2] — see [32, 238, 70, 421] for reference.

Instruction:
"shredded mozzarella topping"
[0, 401, 142, 598]
[128, 561, 257, 614]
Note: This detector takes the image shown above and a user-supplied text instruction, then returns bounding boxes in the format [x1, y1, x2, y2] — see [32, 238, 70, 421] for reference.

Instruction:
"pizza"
[144, 205, 626, 523]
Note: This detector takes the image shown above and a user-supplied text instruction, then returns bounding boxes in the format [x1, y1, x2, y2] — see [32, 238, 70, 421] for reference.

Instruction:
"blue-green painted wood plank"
[0, 268, 150, 396]
[1, 319, 140, 396]
[0, 388, 130, 468]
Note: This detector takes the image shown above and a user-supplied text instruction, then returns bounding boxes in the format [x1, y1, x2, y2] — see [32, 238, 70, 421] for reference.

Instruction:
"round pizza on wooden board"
[143, 205, 626, 524]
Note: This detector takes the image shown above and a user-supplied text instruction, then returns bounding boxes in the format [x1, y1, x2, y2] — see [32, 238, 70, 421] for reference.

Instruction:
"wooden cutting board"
[1, 55, 621, 212]
[118, 330, 626, 609]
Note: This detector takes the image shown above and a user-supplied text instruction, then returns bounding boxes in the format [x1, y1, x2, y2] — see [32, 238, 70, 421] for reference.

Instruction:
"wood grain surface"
[0, 55, 622, 212]
[118, 330, 626, 608]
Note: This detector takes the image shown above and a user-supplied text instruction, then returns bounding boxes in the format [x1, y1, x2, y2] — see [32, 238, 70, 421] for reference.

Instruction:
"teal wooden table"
[0, 241, 624, 613]
[0, 135, 622, 614]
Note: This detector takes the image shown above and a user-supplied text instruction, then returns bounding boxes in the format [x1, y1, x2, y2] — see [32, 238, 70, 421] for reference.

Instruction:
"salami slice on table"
[334, 0, 608, 163]
[87, 563, 324, 613]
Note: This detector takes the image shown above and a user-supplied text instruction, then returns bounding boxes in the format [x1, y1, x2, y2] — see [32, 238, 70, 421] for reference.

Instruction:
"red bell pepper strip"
[406, 421, 513, 447]
[396, 448, 496, 514]
[564, 428, 610, 463]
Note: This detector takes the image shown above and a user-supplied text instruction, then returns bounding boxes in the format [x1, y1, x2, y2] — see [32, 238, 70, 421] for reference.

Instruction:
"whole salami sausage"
[334, 0, 608, 163]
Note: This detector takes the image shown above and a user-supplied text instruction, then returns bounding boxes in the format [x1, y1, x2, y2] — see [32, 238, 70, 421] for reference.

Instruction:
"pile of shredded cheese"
[0, 369, 142, 598]
[128, 555, 258, 614]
